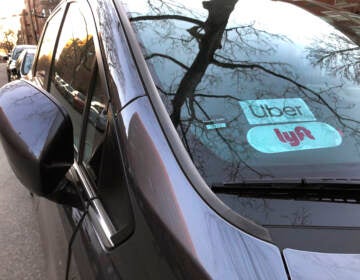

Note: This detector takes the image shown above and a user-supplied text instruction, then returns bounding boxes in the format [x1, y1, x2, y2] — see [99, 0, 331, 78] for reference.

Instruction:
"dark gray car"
[0, 0, 360, 279]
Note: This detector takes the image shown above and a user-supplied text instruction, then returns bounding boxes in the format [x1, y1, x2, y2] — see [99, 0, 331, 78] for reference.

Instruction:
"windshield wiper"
[211, 178, 360, 202]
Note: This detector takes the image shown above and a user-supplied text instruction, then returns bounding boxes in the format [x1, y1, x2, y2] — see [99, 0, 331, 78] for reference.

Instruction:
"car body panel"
[58, 94, 285, 279]
[37, 197, 81, 280]
[119, 96, 288, 279]
[284, 249, 360, 280]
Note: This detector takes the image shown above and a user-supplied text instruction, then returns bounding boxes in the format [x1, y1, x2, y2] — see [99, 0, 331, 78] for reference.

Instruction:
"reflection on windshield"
[128, 0, 360, 183]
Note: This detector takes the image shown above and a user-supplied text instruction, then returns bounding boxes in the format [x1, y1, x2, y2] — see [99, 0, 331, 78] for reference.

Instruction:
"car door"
[40, 0, 136, 278]
[30, 1, 191, 279]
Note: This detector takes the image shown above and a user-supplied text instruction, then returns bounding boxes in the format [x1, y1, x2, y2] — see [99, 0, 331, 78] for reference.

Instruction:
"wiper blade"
[211, 178, 360, 202]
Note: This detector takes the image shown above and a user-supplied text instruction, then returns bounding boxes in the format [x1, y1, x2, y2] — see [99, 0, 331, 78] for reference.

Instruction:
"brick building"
[19, 0, 60, 44]
[18, 0, 360, 45]
[276, 0, 360, 14]
[275, 0, 360, 44]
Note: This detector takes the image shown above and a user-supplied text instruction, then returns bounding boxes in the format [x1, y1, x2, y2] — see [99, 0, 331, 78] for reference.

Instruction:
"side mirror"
[0, 80, 75, 200]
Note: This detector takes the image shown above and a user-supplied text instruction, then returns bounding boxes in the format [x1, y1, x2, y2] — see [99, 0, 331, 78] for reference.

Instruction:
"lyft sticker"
[247, 122, 342, 153]
[239, 98, 316, 125]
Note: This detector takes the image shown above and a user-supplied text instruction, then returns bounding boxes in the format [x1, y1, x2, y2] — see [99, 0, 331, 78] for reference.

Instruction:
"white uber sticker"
[239, 98, 316, 125]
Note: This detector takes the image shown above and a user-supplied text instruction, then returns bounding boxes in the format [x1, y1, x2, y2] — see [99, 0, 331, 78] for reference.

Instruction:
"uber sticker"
[239, 98, 316, 125]
[247, 122, 342, 153]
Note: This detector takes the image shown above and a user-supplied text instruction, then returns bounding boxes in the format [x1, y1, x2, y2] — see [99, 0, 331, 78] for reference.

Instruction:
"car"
[0, 0, 360, 279]
[6, 44, 36, 81]
[14, 48, 36, 80]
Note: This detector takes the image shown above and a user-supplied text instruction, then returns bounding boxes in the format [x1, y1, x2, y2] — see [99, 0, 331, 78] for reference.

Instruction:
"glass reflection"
[49, 3, 96, 150]
[127, 0, 360, 183]
[125, 0, 360, 253]
[35, 9, 63, 87]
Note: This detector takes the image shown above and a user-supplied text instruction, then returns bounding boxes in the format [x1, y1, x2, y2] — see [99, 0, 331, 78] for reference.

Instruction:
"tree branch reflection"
[130, 0, 360, 181]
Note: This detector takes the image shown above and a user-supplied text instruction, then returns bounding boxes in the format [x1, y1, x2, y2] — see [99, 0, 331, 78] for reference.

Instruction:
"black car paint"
[60, 93, 287, 279]
[0, 81, 73, 196]
[1, 0, 360, 279]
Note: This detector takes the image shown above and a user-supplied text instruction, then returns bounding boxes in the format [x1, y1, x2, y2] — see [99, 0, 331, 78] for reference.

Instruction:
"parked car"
[1, 0, 360, 279]
[14, 48, 36, 80]
[6, 44, 36, 81]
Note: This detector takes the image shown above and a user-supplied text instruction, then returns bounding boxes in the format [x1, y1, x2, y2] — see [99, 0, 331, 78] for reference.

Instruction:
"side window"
[49, 3, 97, 151]
[35, 9, 63, 88]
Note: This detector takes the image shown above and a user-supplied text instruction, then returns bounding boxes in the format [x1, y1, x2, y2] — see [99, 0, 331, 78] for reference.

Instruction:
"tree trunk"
[170, 0, 238, 127]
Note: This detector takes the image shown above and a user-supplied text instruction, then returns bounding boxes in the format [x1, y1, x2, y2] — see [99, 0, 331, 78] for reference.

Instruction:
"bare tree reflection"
[307, 32, 360, 84]
[129, 0, 360, 182]
[127, 1, 360, 244]
[131, 0, 295, 128]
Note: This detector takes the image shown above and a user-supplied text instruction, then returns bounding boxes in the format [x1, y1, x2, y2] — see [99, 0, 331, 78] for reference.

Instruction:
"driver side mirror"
[0, 80, 80, 206]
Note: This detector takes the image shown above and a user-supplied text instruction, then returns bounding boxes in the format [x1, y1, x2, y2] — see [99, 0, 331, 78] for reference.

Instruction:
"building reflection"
[275, 0, 360, 44]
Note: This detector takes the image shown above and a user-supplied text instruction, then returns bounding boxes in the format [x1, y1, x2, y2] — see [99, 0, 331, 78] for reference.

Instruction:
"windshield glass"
[125, 0, 360, 184]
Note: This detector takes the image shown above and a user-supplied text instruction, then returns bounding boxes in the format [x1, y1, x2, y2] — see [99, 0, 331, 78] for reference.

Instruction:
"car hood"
[283, 249, 360, 280]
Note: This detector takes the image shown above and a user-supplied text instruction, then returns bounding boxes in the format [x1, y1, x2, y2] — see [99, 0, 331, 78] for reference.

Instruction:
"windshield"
[125, 0, 360, 184]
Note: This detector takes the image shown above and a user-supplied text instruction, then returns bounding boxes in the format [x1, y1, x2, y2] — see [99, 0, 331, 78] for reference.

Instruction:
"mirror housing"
[0, 80, 74, 198]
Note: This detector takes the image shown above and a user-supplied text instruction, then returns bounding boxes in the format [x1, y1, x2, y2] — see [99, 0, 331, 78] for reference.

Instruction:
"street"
[0, 62, 47, 280]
